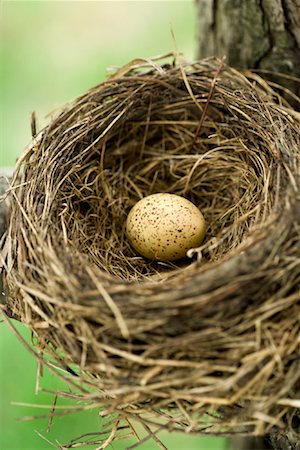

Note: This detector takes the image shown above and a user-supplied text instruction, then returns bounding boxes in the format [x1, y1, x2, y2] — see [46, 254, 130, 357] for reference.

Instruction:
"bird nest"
[2, 57, 300, 448]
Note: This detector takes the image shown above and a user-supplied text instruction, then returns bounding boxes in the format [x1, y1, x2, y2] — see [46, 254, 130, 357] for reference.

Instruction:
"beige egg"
[126, 193, 206, 261]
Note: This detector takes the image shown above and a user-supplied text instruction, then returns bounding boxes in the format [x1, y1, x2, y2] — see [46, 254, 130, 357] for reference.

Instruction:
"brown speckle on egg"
[126, 193, 206, 261]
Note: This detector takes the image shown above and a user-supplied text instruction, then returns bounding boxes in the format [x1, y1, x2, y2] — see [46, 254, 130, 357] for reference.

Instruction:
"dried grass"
[1, 56, 300, 448]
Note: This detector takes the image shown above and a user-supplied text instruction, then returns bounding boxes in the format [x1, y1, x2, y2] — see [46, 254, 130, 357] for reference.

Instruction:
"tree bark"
[196, 0, 300, 99]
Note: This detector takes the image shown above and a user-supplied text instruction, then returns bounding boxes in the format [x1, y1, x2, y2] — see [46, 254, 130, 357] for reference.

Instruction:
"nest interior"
[3, 57, 300, 445]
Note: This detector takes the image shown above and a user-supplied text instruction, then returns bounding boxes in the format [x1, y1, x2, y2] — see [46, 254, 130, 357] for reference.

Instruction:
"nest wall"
[2, 58, 300, 446]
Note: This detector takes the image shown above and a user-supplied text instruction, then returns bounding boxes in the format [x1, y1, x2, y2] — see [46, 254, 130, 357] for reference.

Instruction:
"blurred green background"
[1, 2, 227, 449]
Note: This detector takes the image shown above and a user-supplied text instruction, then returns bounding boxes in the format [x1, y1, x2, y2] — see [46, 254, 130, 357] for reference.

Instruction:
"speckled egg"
[126, 193, 206, 261]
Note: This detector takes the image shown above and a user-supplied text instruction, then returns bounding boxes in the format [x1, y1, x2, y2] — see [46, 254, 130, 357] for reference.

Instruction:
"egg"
[126, 193, 206, 261]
